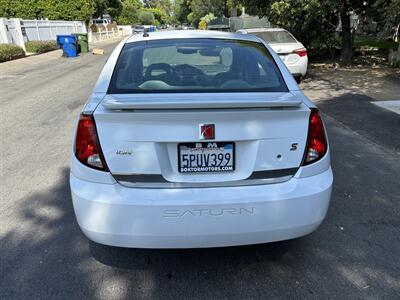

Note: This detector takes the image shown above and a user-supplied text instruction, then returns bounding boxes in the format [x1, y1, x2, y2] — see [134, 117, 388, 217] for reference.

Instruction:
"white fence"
[89, 28, 119, 43]
[88, 26, 133, 42]
[0, 18, 87, 51]
[117, 25, 133, 36]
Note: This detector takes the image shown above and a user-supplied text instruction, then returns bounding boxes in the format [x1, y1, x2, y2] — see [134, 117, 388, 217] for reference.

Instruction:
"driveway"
[1, 43, 399, 299]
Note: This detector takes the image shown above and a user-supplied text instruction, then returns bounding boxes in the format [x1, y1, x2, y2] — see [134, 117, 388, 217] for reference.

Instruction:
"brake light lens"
[293, 47, 307, 57]
[74, 114, 108, 171]
[302, 109, 327, 165]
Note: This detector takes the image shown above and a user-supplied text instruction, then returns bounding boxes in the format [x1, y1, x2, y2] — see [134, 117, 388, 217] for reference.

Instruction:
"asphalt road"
[1, 41, 399, 299]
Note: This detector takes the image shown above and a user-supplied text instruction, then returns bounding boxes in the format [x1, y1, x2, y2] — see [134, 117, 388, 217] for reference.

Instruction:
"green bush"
[0, 44, 25, 63]
[25, 40, 57, 54]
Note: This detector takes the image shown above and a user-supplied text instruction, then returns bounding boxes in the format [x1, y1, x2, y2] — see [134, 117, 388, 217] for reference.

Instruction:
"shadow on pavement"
[317, 93, 400, 154]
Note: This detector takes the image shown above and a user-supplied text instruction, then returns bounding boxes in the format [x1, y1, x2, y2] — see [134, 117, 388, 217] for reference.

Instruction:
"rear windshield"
[108, 39, 287, 93]
[254, 31, 297, 44]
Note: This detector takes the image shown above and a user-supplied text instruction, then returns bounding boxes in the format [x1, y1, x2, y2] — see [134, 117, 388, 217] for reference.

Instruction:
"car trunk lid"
[94, 92, 310, 183]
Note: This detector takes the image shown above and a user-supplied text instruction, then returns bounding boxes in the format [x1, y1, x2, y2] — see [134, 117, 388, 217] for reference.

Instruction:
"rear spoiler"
[101, 92, 302, 110]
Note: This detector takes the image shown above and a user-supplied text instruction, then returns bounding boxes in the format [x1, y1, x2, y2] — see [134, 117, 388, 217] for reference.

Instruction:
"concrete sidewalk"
[372, 100, 400, 115]
[0, 37, 124, 75]
[301, 66, 400, 102]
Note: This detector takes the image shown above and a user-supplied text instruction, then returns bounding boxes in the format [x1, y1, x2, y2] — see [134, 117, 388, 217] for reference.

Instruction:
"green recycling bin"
[72, 33, 89, 53]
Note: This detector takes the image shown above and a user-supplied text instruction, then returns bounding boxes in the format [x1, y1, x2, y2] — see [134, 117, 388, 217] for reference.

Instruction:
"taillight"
[293, 47, 307, 57]
[74, 114, 108, 171]
[302, 109, 327, 165]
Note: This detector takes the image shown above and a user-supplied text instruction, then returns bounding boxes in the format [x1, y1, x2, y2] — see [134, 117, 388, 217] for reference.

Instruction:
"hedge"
[0, 44, 25, 63]
[25, 40, 57, 54]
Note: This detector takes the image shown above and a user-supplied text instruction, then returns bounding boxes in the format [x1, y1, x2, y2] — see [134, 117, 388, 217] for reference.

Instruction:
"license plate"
[178, 142, 235, 173]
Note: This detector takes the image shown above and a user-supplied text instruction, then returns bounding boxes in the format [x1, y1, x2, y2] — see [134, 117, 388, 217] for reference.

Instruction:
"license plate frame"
[178, 142, 235, 173]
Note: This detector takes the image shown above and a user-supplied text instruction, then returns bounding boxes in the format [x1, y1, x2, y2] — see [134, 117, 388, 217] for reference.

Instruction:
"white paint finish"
[0, 18, 10, 43]
[371, 100, 400, 115]
[0, 18, 87, 48]
[70, 31, 333, 248]
[295, 147, 331, 178]
[291, 90, 317, 108]
[93, 103, 310, 177]
[117, 25, 133, 36]
[70, 167, 332, 248]
[70, 153, 117, 185]
[101, 92, 302, 110]
[238, 27, 308, 76]
[82, 92, 106, 114]
[284, 55, 308, 76]
[11, 18, 26, 51]
[89, 28, 121, 43]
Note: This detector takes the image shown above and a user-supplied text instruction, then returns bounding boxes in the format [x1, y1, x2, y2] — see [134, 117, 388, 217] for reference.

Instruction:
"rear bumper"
[286, 56, 308, 76]
[70, 168, 333, 248]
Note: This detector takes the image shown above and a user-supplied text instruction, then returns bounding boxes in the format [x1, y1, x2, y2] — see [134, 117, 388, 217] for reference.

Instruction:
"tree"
[337, 0, 369, 63]
[0, 0, 39, 19]
[240, 0, 372, 63]
[190, 0, 227, 26]
[242, 0, 339, 58]
[173, 0, 191, 24]
[42, 0, 94, 21]
[226, 0, 243, 16]
[116, 0, 143, 25]
[0, 0, 94, 22]
[143, 0, 173, 15]
[339, 0, 353, 63]
[93, 0, 122, 19]
[147, 7, 171, 24]
[138, 10, 155, 24]
[370, 0, 400, 41]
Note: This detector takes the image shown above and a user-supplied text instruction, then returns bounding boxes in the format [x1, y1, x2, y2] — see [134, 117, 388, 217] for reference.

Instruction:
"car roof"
[240, 28, 287, 33]
[125, 30, 262, 44]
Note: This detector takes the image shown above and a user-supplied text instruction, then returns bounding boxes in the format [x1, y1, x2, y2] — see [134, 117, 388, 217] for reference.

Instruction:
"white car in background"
[92, 18, 111, 26]
[237, 28, 308, 82]
[70, 30, 332, 248]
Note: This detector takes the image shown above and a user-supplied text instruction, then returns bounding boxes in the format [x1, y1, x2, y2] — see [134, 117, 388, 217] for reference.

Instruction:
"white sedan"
[237, 28, 308, 81]
[70, 30, 332, 248]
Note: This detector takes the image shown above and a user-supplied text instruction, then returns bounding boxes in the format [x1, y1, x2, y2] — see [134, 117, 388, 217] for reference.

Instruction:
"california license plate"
[178, 142, 235, 173]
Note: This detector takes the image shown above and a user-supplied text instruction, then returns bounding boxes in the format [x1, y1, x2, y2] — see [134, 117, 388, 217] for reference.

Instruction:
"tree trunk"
[340, 1, 353, 64]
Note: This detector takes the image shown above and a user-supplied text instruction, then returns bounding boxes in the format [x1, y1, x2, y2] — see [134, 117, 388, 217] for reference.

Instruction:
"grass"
[25, 40, 57, 54]
[0, 44, 25, 63]
[354, 36, 398, 50]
